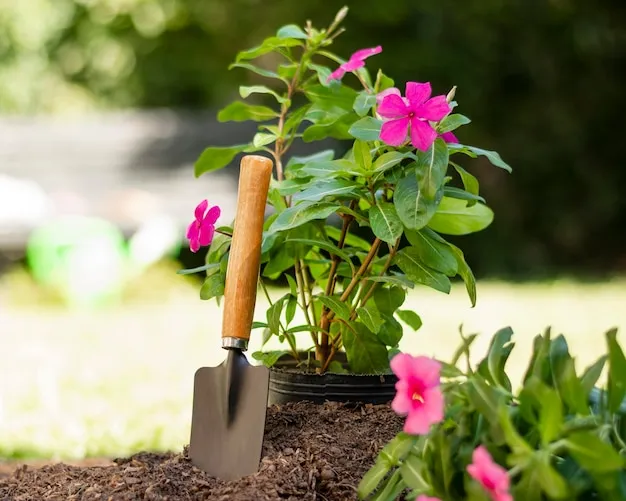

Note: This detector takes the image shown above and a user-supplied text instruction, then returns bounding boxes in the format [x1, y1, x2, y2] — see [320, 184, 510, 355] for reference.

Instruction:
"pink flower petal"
[186, 220, 199, 240]
[390, 353, 415, 380]
[327, 67, 346, 82]
[342, 59, 366, 72]
[378, 93, 409, 118]
[409, 117, 438, 152]
[417, 95, 451, 121]
[411, 357, 442, 388]
[380, 117, 410, 146]
[468, 446, 512, 501]
[440, 131, 459, 143]
[189, 237, 200, 253]
[351, 46, 382, 61]
[417, 497, 442, 501]
[198, 224, 215, 247]
[205, 205, 221, 224]
[391, 380, 412, 414]
[376, 87, 401, 106]
[194, 199, 208, 221]
[404, 408, 432, 435]
[405, 82, 432, 106]
[421, 387, 445, 423]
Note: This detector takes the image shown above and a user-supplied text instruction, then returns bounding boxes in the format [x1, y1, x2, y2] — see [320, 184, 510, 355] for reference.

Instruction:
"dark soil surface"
[0, 401, 402, 501]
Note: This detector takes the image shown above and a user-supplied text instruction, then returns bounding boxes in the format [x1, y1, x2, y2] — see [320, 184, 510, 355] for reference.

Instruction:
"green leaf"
[217, 101, 278, 122]
[358, 462, 391, 499]
[268, 202, 340, 234]
[438, 113, 471, 133]
[452, 163, 480, 200]
[307, 62, 332, 87]
[343, 323, 390, 374]
[302, 115, 355, 142]
[372, 151, 413, 177]
[399, 454, 430, 491]
[377, 314, 403, 346]
[228, 62, 281, 80]
[369, 470, 406, 501]
[606, 328, 626, 413]
[276, 24, 308, 39]
[293, 179, 360, 202]
[199, 273, 225, 300]
[285, 295, 297, 325]
[394, 248, 451, 294]
[194, 145, 248, 177]
[405, 228, 458, 276]
[448, 243, 477, 307]
[478, 326, 514, 390]
[353, 139, 372, 171]
[239, 85, 289, 104]
[397, 310, 422, 331]
[532, 451, 570, 499]
[326, 225, 371, 251]
[364, 274, 415, 289]
[286, 149, 334, 169]
[373, 286, 406, 315]
[305, 84, 358, 111]
[357, 304, 384, 334]
[235, 36, 303, 62]
[348, 116, 383, 141]
[251, 321, 268, 330]
[176, 263, 220, 275]
[369, 202, 403, 245]
[580, 355, 607, 395]
[466, 376, 503, 426]
[297, 158, 362, 178]
[393, 173, 439, 230]
[497, 405, 534, 459]
[547, 335, 589, 415]
[327, 360, 348, 373]
[283, 238, 355, 275]
[449, 144, 512, 173]
[266, 296, 286, 335]
[428, 197, 494, 235]
[526, 378, 563, 445]
[252, 132, 276, 147]
[353, 92, 377, 117]
[318, 295, 351, 320]
[414, 138, 449, 198]
[443, 186, 486, 204]
[251, 350, 289, 368]
[567, 431, 625, 473]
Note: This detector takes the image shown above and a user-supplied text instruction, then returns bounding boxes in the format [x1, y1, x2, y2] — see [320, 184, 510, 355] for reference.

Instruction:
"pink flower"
[390, 353, 445, 435]
[378, 82, 451, 152]
[467, 446, 513, 501]
[186, 200, 220, 253]
[327, 46, 382, 82]
[439, 131, 459, 144]
[416, 497, 442, 501]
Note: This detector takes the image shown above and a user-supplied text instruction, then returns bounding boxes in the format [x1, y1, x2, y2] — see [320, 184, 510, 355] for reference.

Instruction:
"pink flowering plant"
[185, 7, 512, 374]
[358, 327, 626, 500]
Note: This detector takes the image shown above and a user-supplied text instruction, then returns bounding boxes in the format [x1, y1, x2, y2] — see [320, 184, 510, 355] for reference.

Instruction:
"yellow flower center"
[412, 392, 424, 403]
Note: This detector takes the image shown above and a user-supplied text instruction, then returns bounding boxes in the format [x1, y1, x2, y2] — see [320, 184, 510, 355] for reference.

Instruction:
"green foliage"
[360, 327, 626, 500]
[189, 7, 509, 374]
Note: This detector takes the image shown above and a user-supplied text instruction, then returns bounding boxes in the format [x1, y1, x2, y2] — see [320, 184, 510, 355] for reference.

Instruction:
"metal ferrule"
[222, 337, 248, 351]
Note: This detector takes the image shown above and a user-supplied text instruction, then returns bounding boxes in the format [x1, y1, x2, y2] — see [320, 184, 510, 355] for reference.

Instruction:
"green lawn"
[1, 264, 625, 460]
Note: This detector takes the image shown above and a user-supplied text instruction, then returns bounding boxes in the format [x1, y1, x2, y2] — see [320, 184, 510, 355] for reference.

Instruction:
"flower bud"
[446, 86, 457, 103]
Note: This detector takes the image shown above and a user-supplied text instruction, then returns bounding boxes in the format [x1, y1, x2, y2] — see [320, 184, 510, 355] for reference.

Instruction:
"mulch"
[0, 401, 403, 501]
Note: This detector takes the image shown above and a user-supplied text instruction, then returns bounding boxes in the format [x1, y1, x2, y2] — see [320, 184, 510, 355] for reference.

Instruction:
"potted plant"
[359, 326, 626, 500]
[181, 6, 511, 403]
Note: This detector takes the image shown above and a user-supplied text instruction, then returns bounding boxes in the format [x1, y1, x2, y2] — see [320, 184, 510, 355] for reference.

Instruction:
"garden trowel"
[189, 155, 273, 480]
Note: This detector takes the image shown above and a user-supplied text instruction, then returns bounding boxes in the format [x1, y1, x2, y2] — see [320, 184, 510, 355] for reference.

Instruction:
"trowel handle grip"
[222, 155, 273, 348]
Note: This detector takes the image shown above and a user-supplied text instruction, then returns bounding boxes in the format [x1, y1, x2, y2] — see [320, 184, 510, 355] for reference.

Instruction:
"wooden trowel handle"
[222, 155, 273, 350]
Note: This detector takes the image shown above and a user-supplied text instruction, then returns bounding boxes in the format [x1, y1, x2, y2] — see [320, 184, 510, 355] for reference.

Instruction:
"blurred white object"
[127, 214, 182, 271]
[0, 174, 51, 227]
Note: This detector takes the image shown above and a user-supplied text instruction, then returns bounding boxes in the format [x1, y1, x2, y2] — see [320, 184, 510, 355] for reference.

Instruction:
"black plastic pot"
[268, 352, 397, 405]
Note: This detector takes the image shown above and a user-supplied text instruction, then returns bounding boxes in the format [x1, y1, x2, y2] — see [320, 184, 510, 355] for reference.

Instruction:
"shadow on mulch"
[0, 401, 402, 501]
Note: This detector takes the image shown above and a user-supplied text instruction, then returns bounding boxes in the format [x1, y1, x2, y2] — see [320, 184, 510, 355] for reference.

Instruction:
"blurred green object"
[26, 217, 128, 309]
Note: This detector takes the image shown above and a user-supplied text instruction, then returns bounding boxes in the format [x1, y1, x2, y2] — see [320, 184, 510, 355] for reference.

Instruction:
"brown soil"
[0, 401, 402, 501]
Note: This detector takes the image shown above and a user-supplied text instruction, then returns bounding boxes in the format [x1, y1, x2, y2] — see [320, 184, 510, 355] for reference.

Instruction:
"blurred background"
[1, 0, 625, 465]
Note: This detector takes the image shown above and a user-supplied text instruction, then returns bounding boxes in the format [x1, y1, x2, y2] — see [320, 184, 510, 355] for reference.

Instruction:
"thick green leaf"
[294, 179, 360, 202]
[343, 323, 390, 374]
[285, 295, 297, 325]
[235, 36, 303, 62]
[414, 138, 449, 198]
[396, 310, 422, 331]
[372, 151, 413, 177]
[373, 286, 406, 315]
[466, 376, 503, 426]
[284, 238, 355, 275]
[452, 163, 480, 200]
[318, 295, 351, 320]
[533, 451, 570, 499]
[548, 335, 589, 415]
[353, 140, 372, 171]
[199, 273, 225, 300]
[297, 158, 362, 178]
[443, 186, 486, 204]
[394, 248, 451, 294]
[251, 350, 290, 368]
[606, 328, 626, 413]
[428, 197, 494, 235]
[307, 62, 332, 87]
[567, 431, 625, 473]
[393, 173, 439, 230]
[447, 242, 477, 306]
[268, 202, 340, 234]
[580, 355, 607, 395]
[358, 461, 392, 499]
[399, 454, 430, 491]
[217, 101, 278, 122]
[302, 115, 355, 142]
[449, 144, 512, 173]
[369, 470, 406, 501]
[405, 228, 458, 276]
[365, 274, 415, 289]
[498, 405, 534, 459]
[276, 24, 307, 39]
[252, 132, 276, 147]
[353, 92, 377, 117]
[377, 314, 403, 346]
[239, 85, 288, 104]
[305, 84, 357, 111]
[266, 296, 287, 335]
[477, 326, 514, 390]
[194, 145, 248, 177]
[369, 202, 403, 245]
[526, 378, 564, 445]
[286, 149, 335, 172]
[438, 113, 471, 133]
[357, 304, 384, 334]
[349, 117, 383, 141]
[228, 62, 281, 80]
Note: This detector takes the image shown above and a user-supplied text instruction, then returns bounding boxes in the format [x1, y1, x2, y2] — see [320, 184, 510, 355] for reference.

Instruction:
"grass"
[1, 262, 625, 460]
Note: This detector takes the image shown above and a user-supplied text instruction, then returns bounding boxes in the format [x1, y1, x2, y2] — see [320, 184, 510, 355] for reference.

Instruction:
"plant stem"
[295, 260, 318, 349]
[300, 259, 318, 326]
[259, 277, 300, 361]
